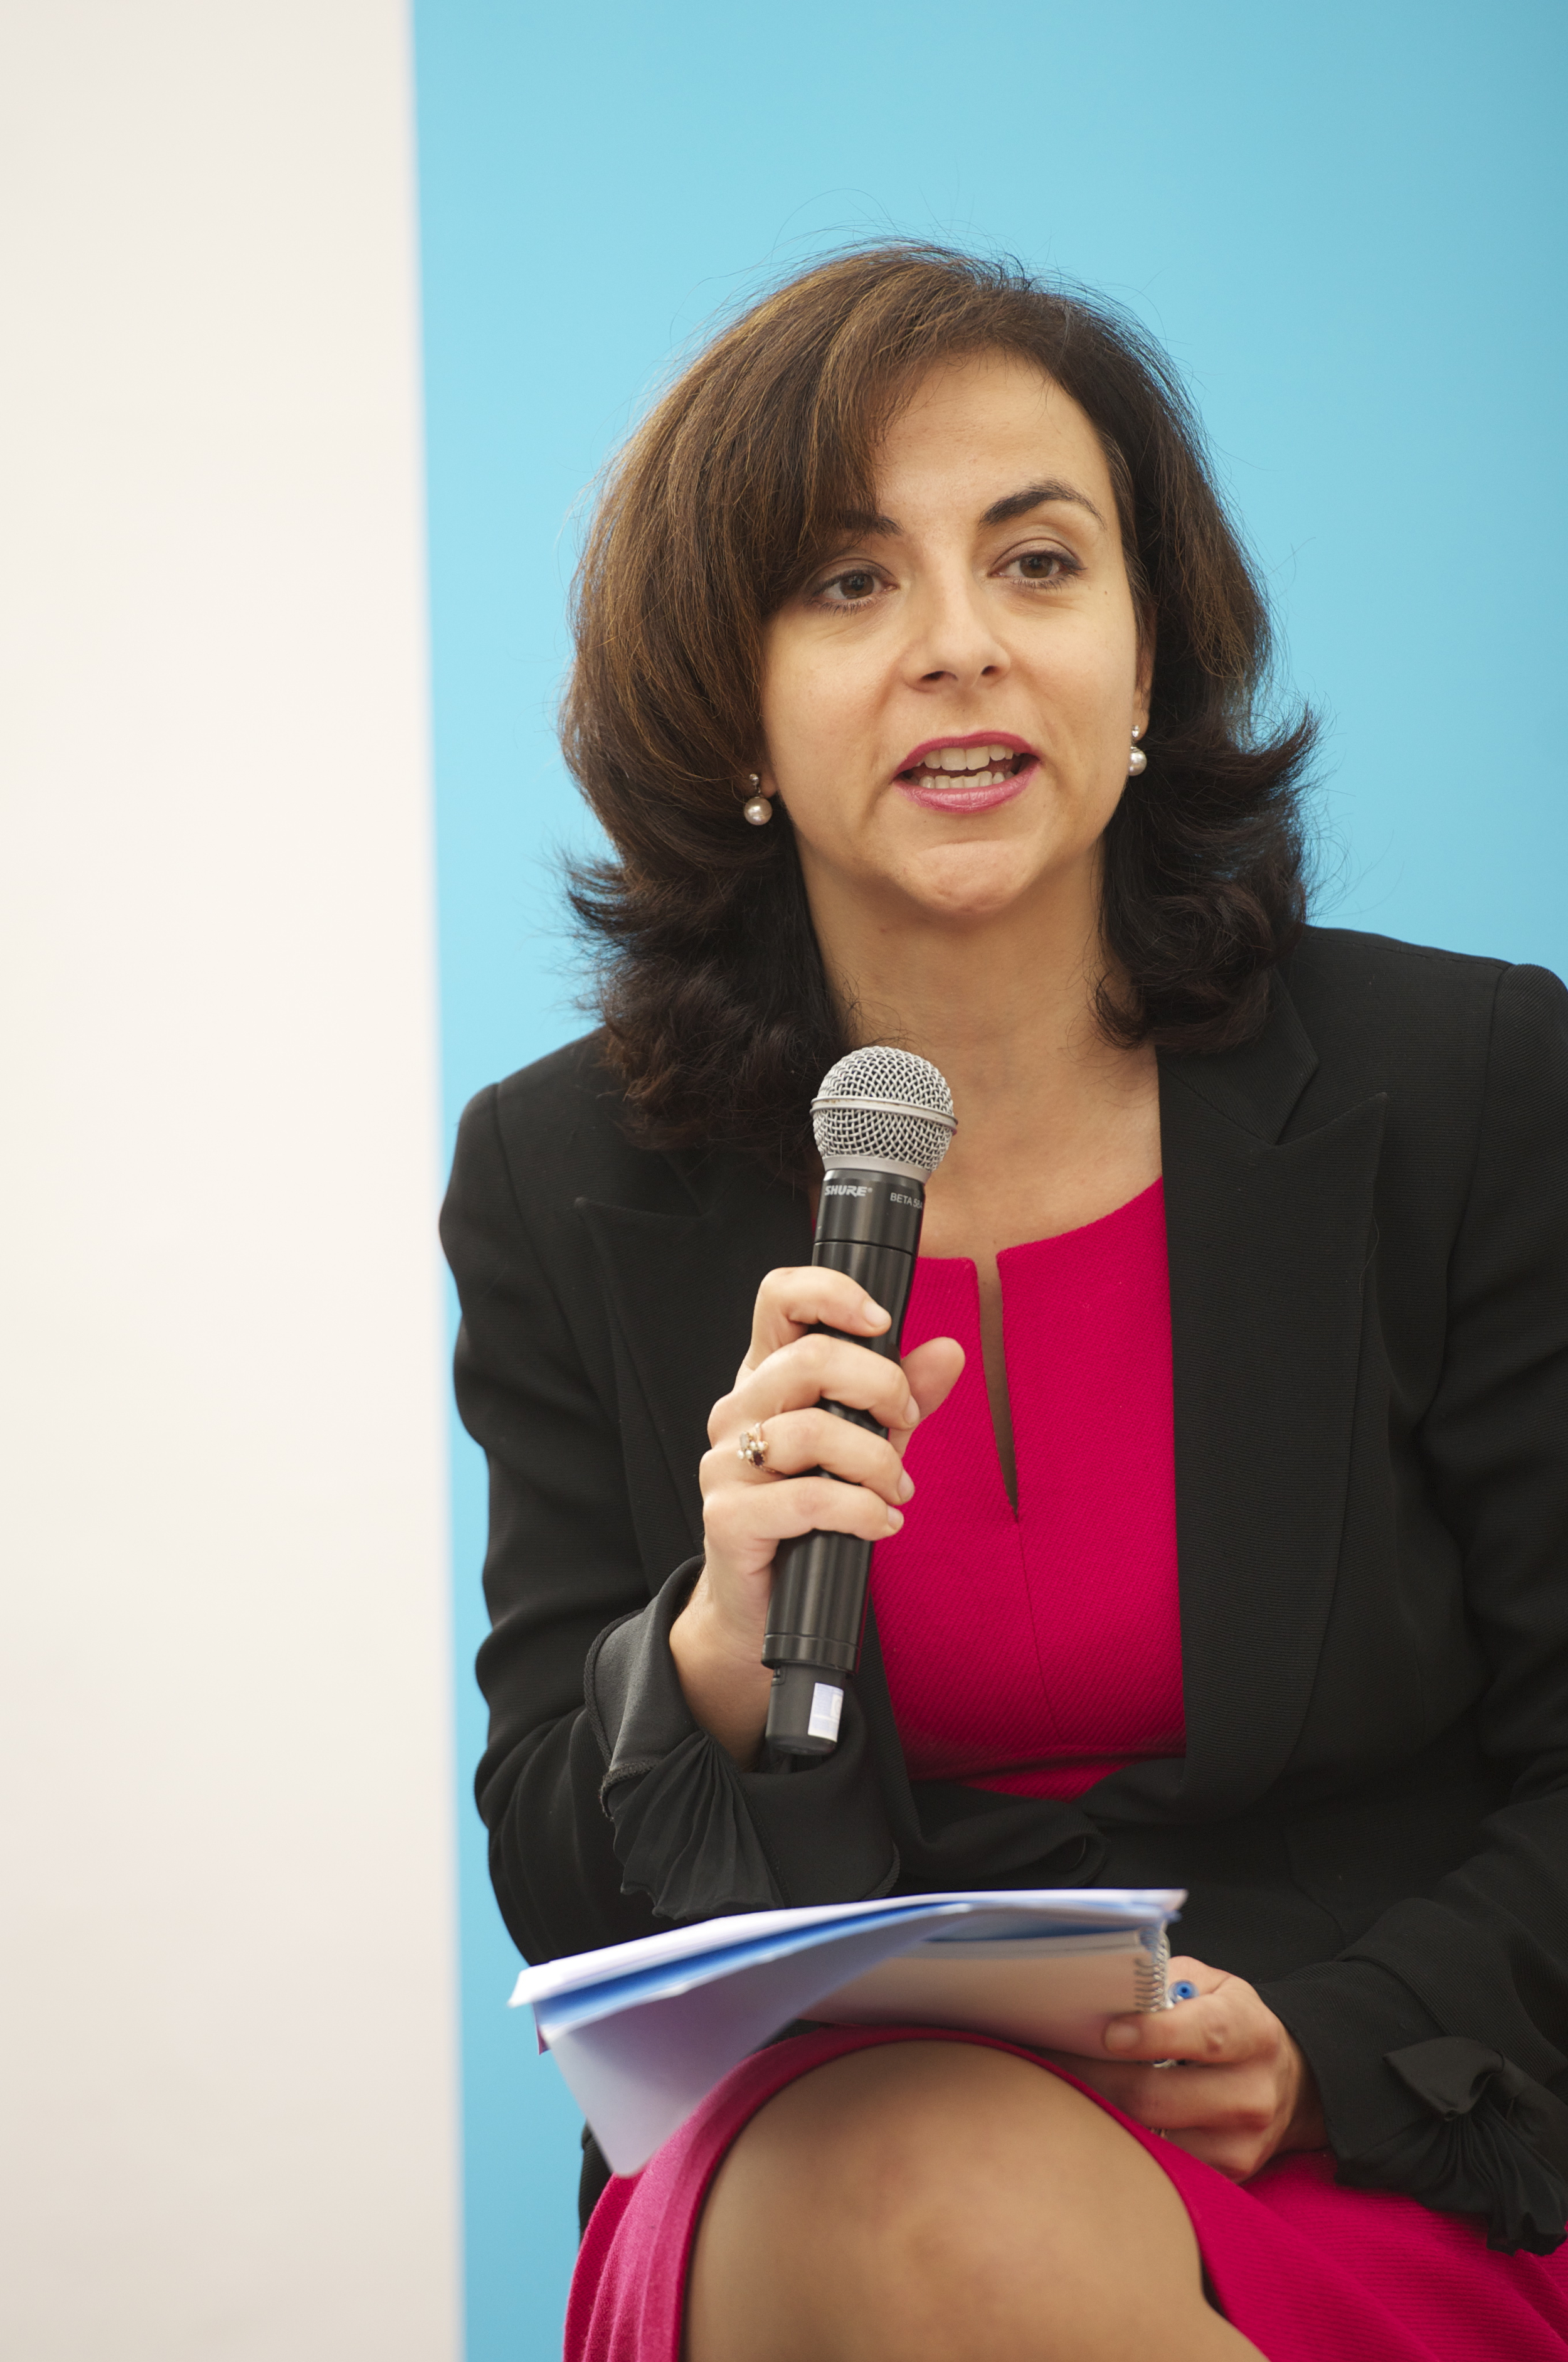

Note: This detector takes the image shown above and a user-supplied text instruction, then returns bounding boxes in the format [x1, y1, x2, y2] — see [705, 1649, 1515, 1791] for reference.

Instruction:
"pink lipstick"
[893, 731, 1037, 814]
[899, 770, 1032, 813]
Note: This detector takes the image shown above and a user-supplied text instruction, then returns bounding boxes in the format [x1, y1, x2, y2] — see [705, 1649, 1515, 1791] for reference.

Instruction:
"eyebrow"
[982, 477, 1106, 530]
[834, 477, 1107, 540]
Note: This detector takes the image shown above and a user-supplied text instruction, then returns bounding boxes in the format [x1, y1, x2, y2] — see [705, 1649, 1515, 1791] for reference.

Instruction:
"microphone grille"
[811, 1046, 956, 1178]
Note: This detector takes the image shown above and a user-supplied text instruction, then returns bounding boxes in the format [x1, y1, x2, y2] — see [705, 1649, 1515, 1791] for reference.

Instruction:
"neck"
[809, 854, 1130, 1115]
[802, 850, 1160, 1245]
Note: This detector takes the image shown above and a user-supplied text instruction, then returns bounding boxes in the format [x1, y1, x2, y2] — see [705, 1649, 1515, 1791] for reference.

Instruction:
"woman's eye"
[816, 567, 882, 605]
[1004, 549, 1074, 584]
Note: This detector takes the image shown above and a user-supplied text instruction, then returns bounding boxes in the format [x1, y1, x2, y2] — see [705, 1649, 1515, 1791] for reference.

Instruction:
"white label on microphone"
[808, 1681, 844, 1742]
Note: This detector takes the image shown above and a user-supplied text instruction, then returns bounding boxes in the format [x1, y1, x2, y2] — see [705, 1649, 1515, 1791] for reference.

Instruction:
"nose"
[899, 556, 1010, 693]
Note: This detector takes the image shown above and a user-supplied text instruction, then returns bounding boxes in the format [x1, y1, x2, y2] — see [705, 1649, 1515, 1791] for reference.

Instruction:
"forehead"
[873, 351, 1111, 515]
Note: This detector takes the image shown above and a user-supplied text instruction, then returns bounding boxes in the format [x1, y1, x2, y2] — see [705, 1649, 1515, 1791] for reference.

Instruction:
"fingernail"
[1103, 2021, 1138, 2053]
[885, 1506, 904, 1532]
[898, 1473, 915, 1502]
[861, 1298, 889, 1329]
[905, 1399, 920, 1426]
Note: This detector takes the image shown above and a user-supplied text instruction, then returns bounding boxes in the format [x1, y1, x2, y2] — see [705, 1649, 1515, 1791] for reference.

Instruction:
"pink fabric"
[871, 1178, 1184, 1798]
[566, 2027, 1568, 2360]
[566, 1186, 1568, 2353]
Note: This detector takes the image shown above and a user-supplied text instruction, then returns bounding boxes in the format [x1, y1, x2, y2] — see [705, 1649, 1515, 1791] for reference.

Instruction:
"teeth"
[918, 743, 1020, 775]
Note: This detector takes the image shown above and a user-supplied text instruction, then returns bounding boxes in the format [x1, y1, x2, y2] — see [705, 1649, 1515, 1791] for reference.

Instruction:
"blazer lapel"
[1097, 977, 1387, 1822]
[576, 1160, 810, 1587]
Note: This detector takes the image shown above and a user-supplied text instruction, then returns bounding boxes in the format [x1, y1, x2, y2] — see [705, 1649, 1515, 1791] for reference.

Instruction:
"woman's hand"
[1047, 1958, 1327, 2181]
[670, 1265, 963, 1765]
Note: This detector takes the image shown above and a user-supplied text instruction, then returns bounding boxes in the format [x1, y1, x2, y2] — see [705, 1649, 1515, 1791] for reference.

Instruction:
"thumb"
[900, 1335, 964, 1427]
[1103, 1979, 1205, 2056]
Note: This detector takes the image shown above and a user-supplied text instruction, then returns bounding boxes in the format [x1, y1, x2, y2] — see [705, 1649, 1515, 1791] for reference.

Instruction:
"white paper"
[512, 1888, 1184, 2174]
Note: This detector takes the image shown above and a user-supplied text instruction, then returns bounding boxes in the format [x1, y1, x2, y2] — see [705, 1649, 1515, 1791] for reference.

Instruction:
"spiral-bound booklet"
[511, 1886, 1185, 2173]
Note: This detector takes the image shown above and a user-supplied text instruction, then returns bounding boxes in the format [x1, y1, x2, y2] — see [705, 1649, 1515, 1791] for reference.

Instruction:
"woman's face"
[758, 351, 1152, 932]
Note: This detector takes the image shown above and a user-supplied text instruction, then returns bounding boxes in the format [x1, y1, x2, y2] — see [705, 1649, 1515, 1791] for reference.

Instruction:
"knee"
[687, 2041, 1210, 2362]
[752, 2038, 1109, 2199]
[766, 2041, 1059, 2238]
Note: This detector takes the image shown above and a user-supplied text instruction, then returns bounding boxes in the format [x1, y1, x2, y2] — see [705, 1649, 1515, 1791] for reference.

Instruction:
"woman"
[442, 246, 1568, 2359]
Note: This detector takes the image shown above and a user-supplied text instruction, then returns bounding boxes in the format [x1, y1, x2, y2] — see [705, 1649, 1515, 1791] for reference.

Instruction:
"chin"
[896, 842, 1051, 922]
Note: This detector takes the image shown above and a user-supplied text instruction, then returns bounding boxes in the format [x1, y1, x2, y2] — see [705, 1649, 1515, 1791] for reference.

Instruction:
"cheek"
[781, 639, 876, 725]
[761, 648, 884, 831]
[761, 646, 837, 777]
[1041, 661, 1140, 806]
[1055, 632, 1138, 735]
[1032, 583, 1140, 706]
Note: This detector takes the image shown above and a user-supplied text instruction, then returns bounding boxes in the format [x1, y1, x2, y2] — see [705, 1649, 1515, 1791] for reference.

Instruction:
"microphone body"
[761, 1046, 955, 1758]
[761, 1169, 924, 1755]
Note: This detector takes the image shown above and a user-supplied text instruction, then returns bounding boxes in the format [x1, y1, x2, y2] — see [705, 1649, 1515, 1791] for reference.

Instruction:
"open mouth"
[894, 735, 1037, 809]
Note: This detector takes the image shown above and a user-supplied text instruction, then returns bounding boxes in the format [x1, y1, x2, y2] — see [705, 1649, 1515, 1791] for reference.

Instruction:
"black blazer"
[442, 927, 1568, 2245]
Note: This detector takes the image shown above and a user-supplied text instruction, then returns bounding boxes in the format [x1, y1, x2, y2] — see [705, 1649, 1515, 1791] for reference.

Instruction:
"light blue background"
[412, 3, 1567, 2352]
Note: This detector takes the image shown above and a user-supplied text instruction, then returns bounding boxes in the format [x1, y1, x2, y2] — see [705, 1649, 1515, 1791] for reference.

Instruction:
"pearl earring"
[1127, 727, 1148, 779]
[742, 772, 773, 826]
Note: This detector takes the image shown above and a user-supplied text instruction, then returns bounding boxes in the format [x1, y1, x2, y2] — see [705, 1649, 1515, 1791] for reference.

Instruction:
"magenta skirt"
[566, 2026, 1568, 2361]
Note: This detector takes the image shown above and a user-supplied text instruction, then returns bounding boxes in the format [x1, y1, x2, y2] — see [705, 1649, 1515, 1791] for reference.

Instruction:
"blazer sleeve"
[1263, 962, 1568, 2252]
[441, 1082, 659, 1960]
[442, 1082, 897, 1966]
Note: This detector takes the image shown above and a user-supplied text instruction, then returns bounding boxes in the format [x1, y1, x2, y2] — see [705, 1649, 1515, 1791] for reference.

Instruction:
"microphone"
[762, 1046, 956, 1758]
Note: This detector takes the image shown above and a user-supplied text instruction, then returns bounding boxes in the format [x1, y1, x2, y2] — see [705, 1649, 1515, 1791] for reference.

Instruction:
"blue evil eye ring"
[1168, 1979, 1198, 2003]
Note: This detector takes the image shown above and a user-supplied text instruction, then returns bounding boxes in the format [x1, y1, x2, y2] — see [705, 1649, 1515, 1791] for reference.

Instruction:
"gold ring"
[737, 1424, 768, 1471]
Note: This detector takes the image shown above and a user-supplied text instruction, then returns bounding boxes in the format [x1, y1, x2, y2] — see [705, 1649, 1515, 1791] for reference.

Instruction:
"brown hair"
[563, 242, 1314, 1178]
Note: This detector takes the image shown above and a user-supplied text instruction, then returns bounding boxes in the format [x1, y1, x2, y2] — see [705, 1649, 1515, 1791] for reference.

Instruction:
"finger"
[701, 1410, 913, 1504]
[1099, 1953, 1224, 2040]
[719, 1335, 963, 1455]
[739, 1331, 923, 1431]
[1101, 1970, 1259, 2065]
[1099, 2000, 1259, 2066]
[744, 1266, 893, 1369]
[1050, 2055, 1278, 2136]
[702, 1471, 904, 1562]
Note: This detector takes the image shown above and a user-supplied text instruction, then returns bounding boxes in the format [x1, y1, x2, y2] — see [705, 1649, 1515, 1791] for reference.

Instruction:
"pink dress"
[566, 1183, 1568, 2359]
[869, 1177, 1184, 1802]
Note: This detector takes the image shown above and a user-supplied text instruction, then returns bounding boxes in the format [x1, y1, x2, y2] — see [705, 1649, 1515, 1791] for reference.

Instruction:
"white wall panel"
[0, 5, 458, 2354]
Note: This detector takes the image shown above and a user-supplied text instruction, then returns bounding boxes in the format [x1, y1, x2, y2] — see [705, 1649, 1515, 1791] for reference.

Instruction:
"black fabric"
[1387, 2038, 1568, 2179]
[585, 1560, 898, 1919]
[1334, 2037, 1568, 2253]
[440, 926, 1568, 2241]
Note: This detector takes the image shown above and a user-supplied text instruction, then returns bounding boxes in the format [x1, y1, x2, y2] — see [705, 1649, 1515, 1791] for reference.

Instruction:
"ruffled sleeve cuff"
[1264, 1960, 1568, 2254]
[1344, 2038, 1568, 2255]
[583, 1560, 899, 1925]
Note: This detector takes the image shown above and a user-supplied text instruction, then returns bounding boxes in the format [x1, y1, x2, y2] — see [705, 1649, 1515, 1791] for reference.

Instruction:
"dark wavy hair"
[563, 242, 1314, 1178]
